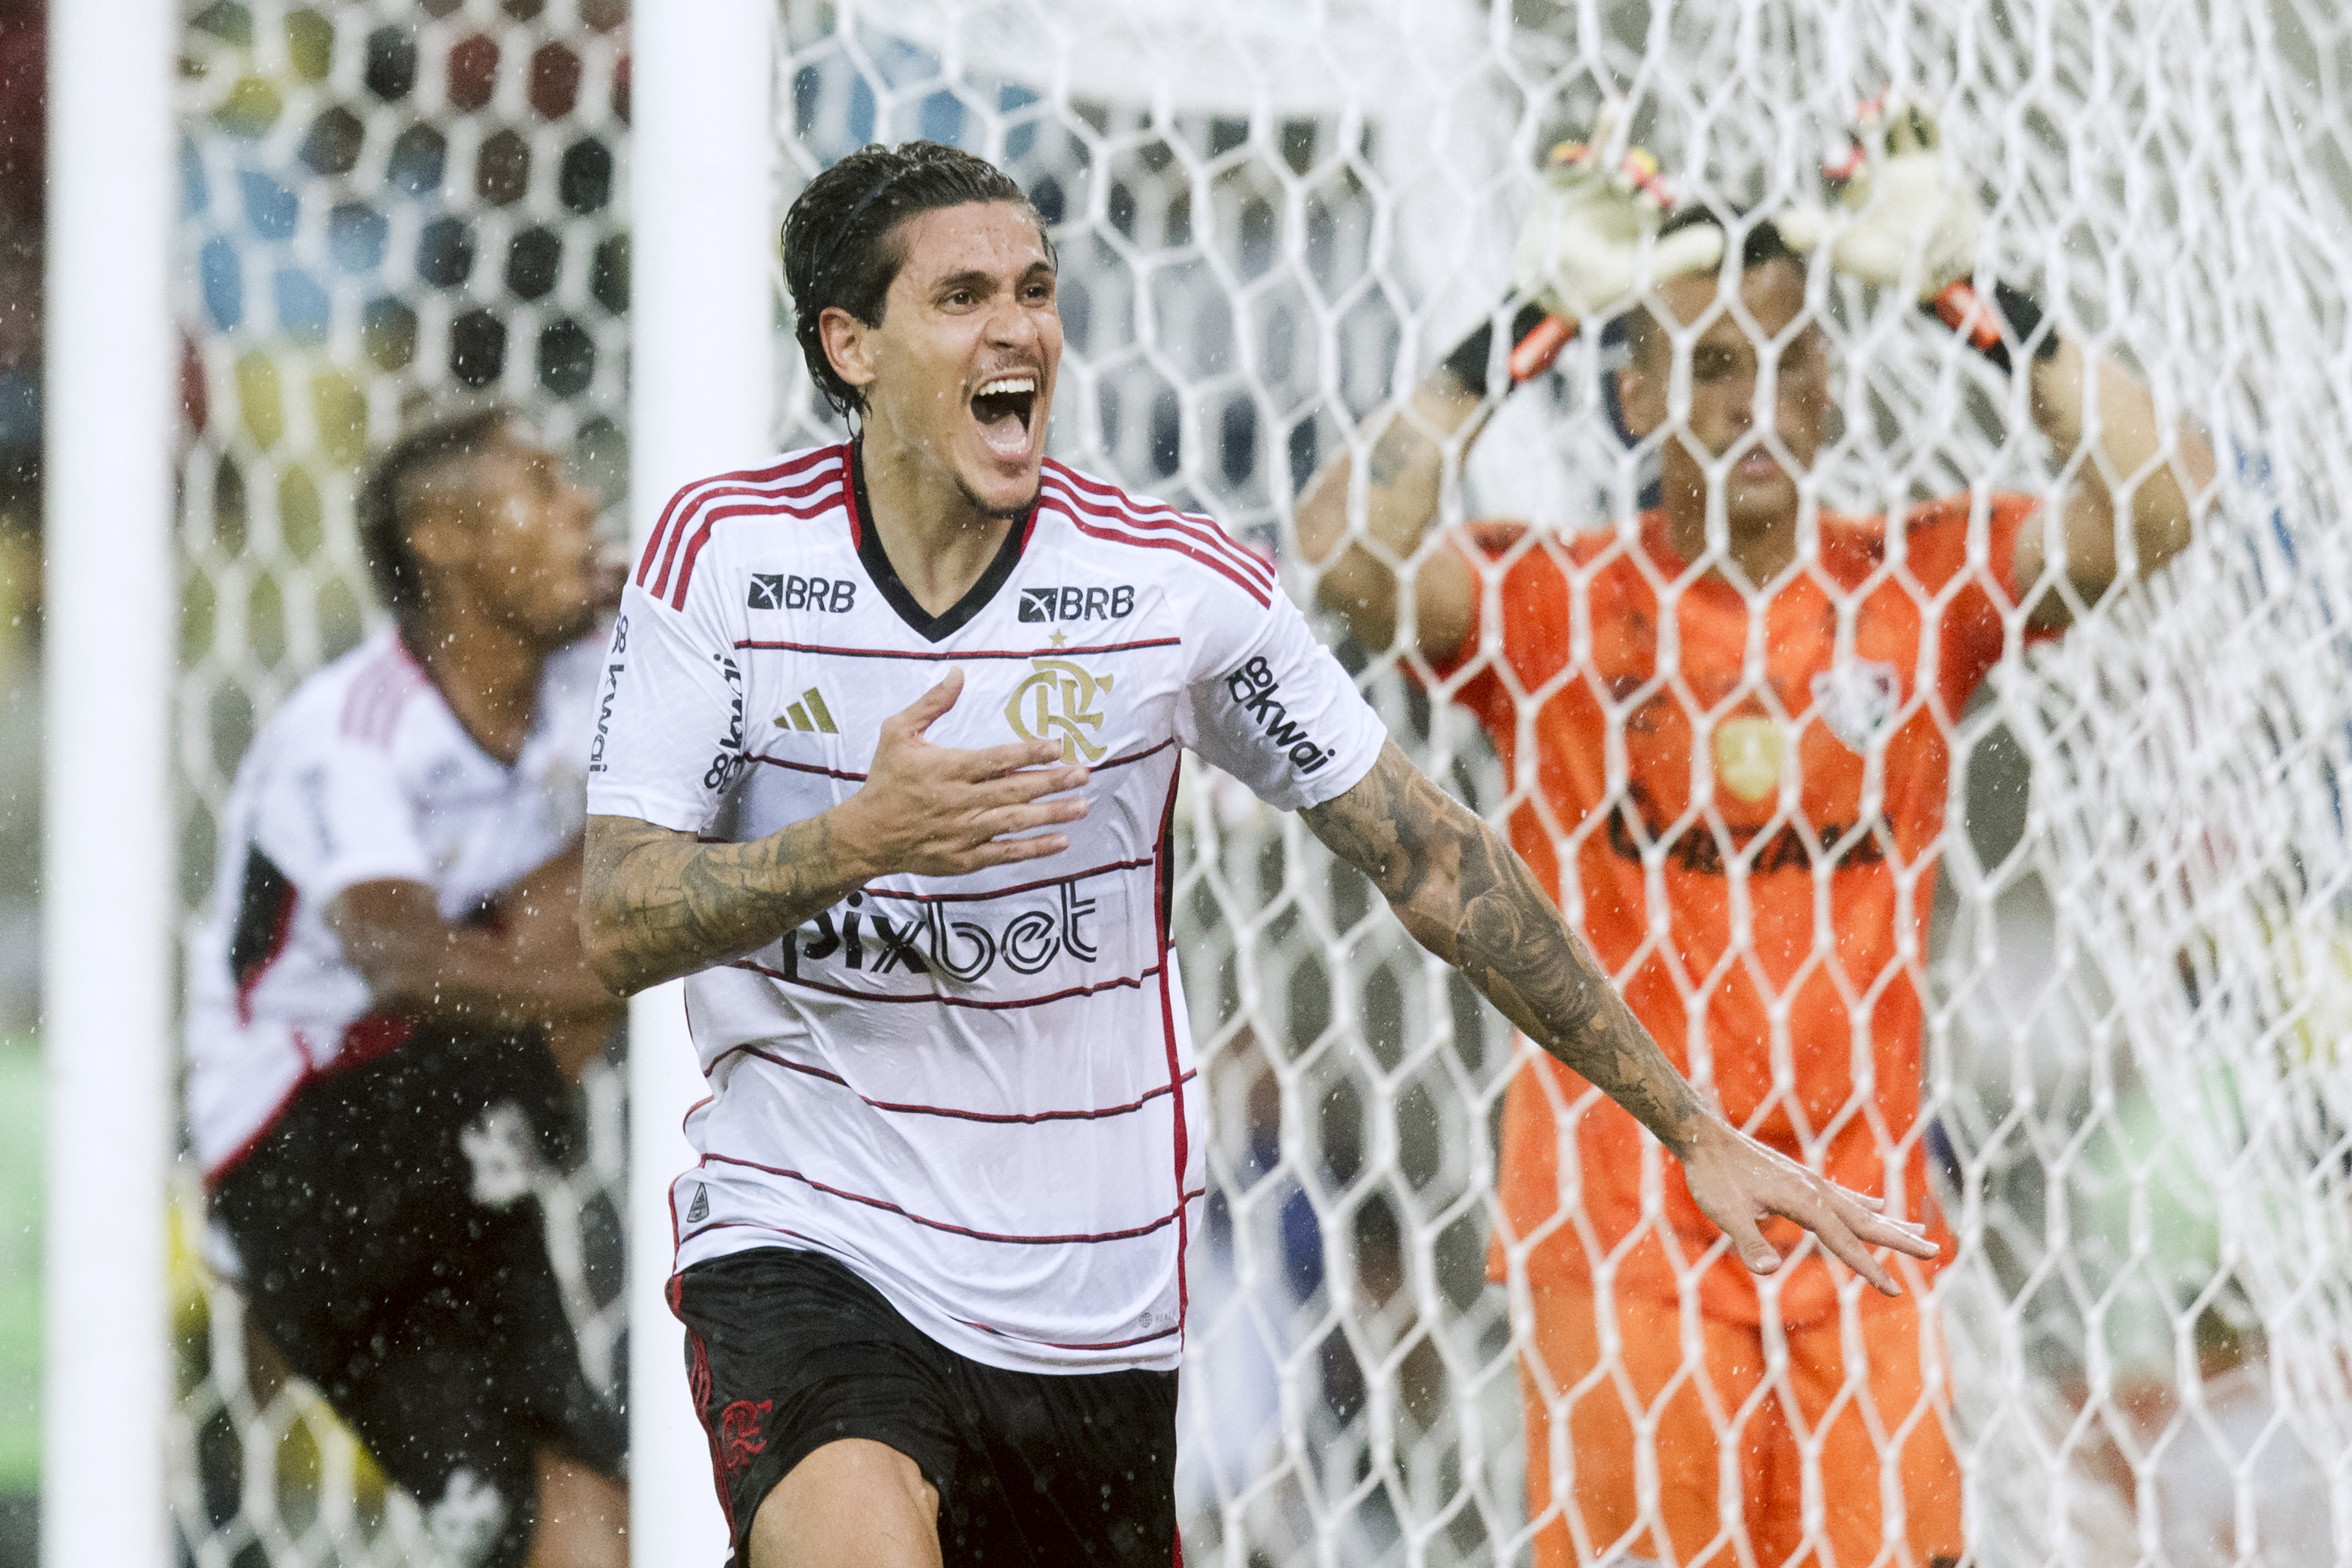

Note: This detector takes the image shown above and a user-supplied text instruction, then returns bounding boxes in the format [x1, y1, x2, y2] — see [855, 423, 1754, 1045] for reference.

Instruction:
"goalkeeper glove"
[1792, 96, 2058, 373]
[1450, 120, 1723, 394]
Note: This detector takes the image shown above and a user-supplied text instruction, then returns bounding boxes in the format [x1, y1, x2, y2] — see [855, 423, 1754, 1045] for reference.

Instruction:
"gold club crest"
[1006, 658, 1115, 762]
[1712, 715, 1785, 803]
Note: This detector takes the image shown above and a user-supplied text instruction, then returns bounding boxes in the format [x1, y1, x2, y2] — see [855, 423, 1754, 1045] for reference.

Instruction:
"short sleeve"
[249, 737, 432, 908]
[1422, 521, 1576, 740]
[582, 578, 748, 832]
[1898, 493, 2042, 713]
[1179, 587, 1387, 812]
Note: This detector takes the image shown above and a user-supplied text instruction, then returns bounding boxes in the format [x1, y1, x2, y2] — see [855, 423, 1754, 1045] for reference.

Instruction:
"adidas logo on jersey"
[685, 1183, 709, 1223]
[774, 687, 840, 734]
[1019, 584, 1134, 622]
[749, 572, 858, 612]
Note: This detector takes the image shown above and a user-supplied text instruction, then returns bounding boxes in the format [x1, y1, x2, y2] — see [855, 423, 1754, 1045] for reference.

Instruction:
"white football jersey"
[588, 442, 1387, 1374]
[185, 627, 603, 1178]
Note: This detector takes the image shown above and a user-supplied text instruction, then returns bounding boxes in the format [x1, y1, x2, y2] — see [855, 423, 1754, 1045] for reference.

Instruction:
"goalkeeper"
[1298, 103, 2212, 1567]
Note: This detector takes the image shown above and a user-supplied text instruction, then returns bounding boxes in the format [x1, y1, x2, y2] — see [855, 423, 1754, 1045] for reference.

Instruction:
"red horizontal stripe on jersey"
[1043, 462, 1275, 591]
[641, 448, 843, 594]
[1055, 507, 1272, 607]
[735, 1045, 1199, 1124]
[851, 853, 1155, 905]
[698, 1151, 1203, 1245]
[732, 959, 1159, 1012]
[750, 754, 869, 784]
[668, 489, 852, 609]
[731, 636, 1184, 661]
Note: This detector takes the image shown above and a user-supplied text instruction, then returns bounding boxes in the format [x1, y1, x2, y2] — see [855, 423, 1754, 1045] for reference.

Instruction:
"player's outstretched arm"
[1301, 740, 1939, 1295]
[1295, 373, 1486, 659]
[578, 669, 1090, 995]
[2017, 336, 2215, 619]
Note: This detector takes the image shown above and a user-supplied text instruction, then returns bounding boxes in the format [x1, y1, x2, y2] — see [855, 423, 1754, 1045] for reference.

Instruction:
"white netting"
[172, 3, 632, 1562]
[773, 2, 2352, 1565]
[164, 0, 2352, 1563]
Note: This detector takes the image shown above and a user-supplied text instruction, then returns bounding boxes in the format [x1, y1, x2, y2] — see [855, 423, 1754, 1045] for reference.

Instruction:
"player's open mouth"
[972, 374, 1038, 457]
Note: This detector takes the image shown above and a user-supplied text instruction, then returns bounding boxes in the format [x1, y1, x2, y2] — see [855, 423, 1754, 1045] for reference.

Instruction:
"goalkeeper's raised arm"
[1299, 102, 2215, 656]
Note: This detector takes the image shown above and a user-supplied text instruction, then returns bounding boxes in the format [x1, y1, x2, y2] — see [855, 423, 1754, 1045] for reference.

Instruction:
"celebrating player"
[576, 139, 1934, 1568]
[186, 408, 629, 1568]
[1298, 104, 2213, 1566]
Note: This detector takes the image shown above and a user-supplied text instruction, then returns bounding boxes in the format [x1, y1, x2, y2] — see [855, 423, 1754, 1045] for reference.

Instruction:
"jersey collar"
[846, 438, 1037, 644]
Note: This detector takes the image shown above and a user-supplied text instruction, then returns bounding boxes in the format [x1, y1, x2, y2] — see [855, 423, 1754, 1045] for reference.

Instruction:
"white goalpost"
[62, 0, 2352, 1563]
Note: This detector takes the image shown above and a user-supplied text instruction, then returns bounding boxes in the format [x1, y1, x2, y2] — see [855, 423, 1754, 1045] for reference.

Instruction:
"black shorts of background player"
[205, 408, 629, 1568]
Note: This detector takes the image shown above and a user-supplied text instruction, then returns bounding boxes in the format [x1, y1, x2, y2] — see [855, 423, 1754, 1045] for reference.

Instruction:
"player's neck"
[404, 606, 545, 768]
[1661, 504, 1799, 588]
[856, 434, 1022, 618]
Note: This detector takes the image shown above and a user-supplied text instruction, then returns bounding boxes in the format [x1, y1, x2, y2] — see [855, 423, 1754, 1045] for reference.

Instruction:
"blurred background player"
[1299, 104, 2214, 1566]
[182, 407, 629, 1568]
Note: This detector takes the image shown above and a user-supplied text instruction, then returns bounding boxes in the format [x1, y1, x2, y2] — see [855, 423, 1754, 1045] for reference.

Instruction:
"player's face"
[433, 425, 606, 647]
[1620, 259, 1833, 538]
[850, 201, 1061, 517]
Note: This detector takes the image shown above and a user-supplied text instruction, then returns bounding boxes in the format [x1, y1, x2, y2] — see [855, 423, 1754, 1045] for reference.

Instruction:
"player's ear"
[1616, 357, 1662, 440]
[404, 497, 476, 579]
[819, 306, 878, 397]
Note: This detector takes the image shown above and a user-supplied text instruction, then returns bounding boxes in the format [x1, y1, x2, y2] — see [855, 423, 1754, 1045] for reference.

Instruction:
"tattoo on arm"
[580, 813, 866, 995]
[1301, 741, 1710, 1151]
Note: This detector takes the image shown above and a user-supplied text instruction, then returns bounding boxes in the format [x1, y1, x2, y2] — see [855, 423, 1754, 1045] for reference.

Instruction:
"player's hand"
[1508, 117, 1723, 323]
[1675, 1114, 1939, 1297]
[1814, 96, 1983, 299]
[840, 669, 1090, 878]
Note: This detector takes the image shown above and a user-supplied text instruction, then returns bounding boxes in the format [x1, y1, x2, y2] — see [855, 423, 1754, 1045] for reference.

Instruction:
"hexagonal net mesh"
[162, 0, 2352, 1563]
[172, 2, 630, 1562]
[772, 2, 2352, 1565]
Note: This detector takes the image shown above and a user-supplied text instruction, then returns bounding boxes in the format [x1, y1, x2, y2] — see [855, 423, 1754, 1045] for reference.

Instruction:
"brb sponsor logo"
[1006, 657, 1115, 762]
[748, 572, 857, 613]
[781, 883, 1101, 984]
[1224, 655, 1338, 775]
[1019, 584, 1134, 622]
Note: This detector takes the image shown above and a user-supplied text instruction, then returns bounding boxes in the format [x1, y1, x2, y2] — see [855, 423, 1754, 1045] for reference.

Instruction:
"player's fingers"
[956, 831, 1073, 869]
[1717, 1205, 1783, 1277]
[975, 799, 1090, 840]
[1801, 1202, 1903, 1297]
[965, 760, 1090, 801]
[893, 669, 965, 739]
[1848, 1207, 1940, 1260]
[950, 737, 1072, 780]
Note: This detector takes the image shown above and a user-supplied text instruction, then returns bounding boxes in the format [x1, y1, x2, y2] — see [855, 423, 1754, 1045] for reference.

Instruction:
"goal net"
[160, 0, 2352, 1563]
[172, 2, 632, 1560]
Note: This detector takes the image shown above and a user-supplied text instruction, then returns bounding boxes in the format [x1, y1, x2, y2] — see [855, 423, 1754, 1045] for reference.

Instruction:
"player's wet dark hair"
[783, 140, 1053, 419]
[1622, 205, 1802, 366]
[357, 404, 515, 622]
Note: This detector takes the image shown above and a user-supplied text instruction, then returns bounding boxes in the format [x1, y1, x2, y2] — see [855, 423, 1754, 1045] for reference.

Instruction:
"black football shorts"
[209, 1024, 625, 1568]
[670, 1246, 1180, 1567]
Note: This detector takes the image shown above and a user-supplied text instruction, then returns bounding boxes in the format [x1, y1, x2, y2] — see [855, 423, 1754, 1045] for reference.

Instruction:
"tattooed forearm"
[579, 812, 870, 995]
[1302, 741, 1711, 1152]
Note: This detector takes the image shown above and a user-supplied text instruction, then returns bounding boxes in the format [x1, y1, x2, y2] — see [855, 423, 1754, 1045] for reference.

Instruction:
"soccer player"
[576, 139, 1934, 1568]
[186, 407, 629, 1568]
[1297, 106, 2214, 1566]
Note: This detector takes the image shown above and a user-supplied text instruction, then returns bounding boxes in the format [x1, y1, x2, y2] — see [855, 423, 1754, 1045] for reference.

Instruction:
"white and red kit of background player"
[587, 441, 1387, 1376]
[185, 628, 603, 1180]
